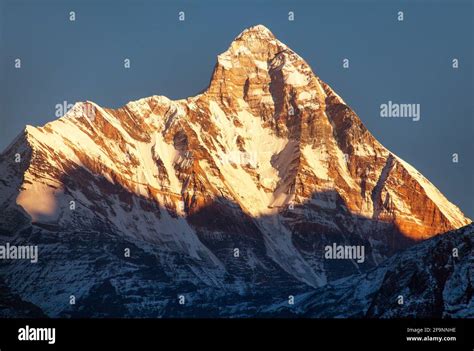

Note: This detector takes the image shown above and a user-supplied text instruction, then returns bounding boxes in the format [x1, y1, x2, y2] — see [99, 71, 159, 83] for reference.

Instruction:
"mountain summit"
[0, 25, 470, 304]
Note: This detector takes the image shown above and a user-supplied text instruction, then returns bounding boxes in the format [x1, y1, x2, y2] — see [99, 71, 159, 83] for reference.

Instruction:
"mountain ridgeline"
[0, 25, 471, 317]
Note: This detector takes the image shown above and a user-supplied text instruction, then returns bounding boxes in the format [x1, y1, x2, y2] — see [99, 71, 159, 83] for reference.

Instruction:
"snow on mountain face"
[270, 223, 474, 318]
[0, 24, 471, 308]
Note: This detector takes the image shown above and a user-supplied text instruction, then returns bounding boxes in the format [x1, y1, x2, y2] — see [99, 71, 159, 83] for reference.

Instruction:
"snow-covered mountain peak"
[236, 24, 276, 39]
[0, 25, 471, 293]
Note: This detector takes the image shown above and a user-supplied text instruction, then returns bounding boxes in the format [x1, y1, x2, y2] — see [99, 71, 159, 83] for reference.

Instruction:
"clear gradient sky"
[0, 0, 472, 217]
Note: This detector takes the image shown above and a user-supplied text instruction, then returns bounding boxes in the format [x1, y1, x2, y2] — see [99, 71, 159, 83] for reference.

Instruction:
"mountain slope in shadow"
[265, 223, 473, 318]
[0, 160, 470, 317]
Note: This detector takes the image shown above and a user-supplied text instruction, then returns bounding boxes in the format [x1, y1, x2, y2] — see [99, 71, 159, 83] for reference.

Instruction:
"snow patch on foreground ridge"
[263, 224, 474, 318]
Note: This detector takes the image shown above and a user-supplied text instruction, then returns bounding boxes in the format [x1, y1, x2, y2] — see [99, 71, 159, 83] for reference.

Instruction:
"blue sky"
[0, 0, 472, 217]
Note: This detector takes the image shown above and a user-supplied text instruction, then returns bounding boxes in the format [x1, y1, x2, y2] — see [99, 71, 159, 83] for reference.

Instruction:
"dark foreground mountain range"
[0, 223, 471, 318]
